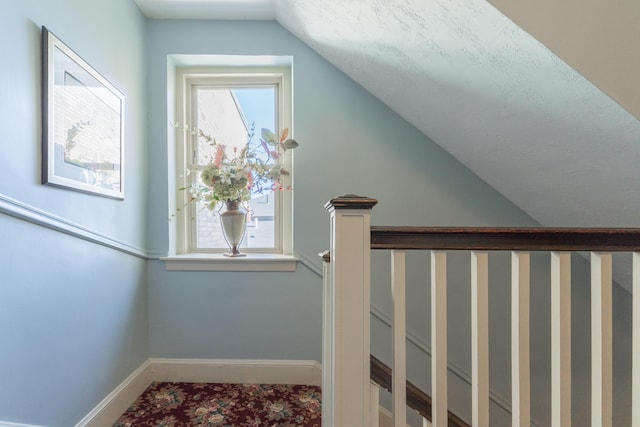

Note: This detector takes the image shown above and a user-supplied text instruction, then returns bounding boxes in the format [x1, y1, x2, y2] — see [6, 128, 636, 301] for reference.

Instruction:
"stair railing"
[322, 195, 640, 427]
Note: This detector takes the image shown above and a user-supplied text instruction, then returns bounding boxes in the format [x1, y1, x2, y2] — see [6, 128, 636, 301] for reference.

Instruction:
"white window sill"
[160, 253, 299, 272]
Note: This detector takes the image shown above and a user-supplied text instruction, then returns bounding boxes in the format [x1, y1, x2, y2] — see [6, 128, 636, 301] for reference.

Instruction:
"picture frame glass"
[43, 27, 124, 199]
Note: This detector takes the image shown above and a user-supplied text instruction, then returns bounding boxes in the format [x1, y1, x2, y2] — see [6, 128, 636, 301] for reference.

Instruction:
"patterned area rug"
[113, 382, 322, 426]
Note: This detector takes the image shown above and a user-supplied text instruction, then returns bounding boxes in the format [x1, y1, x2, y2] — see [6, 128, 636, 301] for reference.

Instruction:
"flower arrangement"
[181, 125, 298, 210]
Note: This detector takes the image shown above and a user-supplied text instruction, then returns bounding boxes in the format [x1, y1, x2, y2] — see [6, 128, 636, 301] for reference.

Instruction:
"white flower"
[219, 166, 234, 184]
[178, 126, 298, 211]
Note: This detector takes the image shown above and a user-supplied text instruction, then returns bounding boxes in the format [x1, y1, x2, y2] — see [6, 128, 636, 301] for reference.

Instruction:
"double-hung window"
[174, 66, 293, 259]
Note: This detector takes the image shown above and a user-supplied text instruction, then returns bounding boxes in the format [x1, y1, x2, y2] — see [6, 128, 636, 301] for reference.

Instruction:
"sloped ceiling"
[488, 0, 640, 125]
[135, 0, 640, 229]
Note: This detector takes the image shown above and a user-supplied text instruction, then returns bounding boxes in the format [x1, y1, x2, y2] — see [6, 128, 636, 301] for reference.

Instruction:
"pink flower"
[214, 145, 225, 167]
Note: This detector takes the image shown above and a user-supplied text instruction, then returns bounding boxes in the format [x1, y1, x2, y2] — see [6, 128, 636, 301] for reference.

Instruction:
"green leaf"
[261, 128, 278, 145]
[281, 139, 299, 150]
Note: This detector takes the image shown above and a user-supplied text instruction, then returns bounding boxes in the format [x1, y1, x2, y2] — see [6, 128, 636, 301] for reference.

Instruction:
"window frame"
[174, 66, 293, 258]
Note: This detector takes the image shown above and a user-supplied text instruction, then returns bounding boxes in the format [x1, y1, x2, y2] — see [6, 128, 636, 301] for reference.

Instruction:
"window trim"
[173, 65, 294, 260]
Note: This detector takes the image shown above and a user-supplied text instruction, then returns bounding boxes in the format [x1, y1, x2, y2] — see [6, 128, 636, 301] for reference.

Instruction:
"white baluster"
[321, 251, 334, 425]
[371, 382, 380, 427]
[471, 251, 489, 427]
[431, 251, 447, 426]
[634, 252, 640, 427]
[591, 252, 612, 427]
[392, 250, 407, 427]
[551, 252, 571, 427]
[511, 251, 530, 427]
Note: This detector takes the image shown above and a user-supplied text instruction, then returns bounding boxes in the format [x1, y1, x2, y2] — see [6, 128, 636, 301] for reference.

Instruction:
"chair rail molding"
[0, 192, 148, 259]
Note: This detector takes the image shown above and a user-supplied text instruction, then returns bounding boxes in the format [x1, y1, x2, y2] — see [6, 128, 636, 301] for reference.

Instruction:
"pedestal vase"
[220, 200, 247, 257]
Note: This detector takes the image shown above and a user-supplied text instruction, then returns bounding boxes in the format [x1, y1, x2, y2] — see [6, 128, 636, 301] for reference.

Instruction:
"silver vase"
[219, 200, 247, 257]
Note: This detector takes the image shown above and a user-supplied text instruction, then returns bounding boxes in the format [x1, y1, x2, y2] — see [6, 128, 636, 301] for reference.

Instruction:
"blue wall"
[0, 1, 148, 425]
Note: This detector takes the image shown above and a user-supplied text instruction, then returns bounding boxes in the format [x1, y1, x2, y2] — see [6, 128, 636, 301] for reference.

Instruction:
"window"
[174, 67, 293, 258]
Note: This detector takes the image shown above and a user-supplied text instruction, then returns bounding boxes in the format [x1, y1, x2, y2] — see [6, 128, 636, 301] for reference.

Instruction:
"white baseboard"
[76, 358, 322, 427]
[75, 360, 152, 427]
[150, 358, 322, 386]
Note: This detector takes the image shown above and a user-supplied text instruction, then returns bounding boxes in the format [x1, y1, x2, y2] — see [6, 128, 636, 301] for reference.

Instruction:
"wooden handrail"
[371, 226, 640, 251]
[370, 355, 470, 427]
[323, 224, 640, 426]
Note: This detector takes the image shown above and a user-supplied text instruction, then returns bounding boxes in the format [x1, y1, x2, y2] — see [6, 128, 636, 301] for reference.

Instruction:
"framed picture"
[42, 26, 125, 199]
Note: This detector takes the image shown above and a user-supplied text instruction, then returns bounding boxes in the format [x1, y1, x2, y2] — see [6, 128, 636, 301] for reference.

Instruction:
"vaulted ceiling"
[135, 0, 640, 229]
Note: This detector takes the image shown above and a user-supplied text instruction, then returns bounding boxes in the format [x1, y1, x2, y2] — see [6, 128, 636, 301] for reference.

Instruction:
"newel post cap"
[324, 194, 378, 211]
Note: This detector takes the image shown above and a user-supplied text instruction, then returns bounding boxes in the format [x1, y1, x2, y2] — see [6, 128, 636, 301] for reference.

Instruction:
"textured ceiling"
[136, 0, 640, 229]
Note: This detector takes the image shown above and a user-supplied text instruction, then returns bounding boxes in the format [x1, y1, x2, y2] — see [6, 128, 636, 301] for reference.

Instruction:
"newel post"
[322, 195, 378, 427]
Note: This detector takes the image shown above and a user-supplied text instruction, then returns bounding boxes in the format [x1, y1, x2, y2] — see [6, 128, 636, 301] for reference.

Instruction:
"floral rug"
[113, 382, 321, 427]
